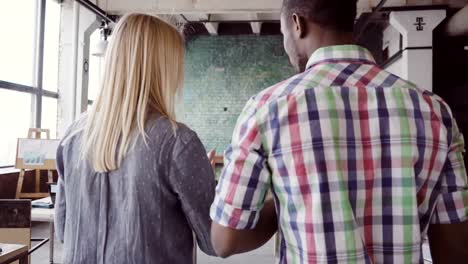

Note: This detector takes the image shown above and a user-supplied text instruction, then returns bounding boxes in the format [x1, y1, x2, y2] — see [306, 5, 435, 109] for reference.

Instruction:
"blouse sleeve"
[54, 141, 66, 243]
[168, 130, 217, 256]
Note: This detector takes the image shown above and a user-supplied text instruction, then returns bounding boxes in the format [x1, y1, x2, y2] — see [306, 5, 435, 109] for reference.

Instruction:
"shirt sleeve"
[210, 98, 271, 230]
[169, 130, 217, 256]
[54, 141, 66, 243]
[431, 117, 468, 224]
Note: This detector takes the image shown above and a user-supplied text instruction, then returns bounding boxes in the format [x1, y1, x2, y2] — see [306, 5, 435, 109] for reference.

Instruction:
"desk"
[31, 198, 54, 264]
[0, 243, 28, 264]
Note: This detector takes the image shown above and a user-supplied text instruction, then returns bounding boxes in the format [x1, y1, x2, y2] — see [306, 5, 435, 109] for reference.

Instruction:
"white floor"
[31, 222, 275, 264]
[31, 222, 432, 264]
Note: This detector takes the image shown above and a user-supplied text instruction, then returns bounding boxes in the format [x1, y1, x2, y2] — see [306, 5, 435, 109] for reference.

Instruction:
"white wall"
[386, 9, 447, 91]
[382, 25, 404, 79]
[57, 0, 98, 136]
[405, 49, 433, 90]
[385, 58, 404, 78]
[383, 25, 401, 58]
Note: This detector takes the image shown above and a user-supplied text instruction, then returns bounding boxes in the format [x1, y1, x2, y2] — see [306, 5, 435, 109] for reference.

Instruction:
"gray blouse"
[54, 115, 217, 264]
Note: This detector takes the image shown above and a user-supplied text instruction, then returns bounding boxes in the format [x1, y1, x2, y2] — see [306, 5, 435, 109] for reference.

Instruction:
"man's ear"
[292, 13, 308, 39]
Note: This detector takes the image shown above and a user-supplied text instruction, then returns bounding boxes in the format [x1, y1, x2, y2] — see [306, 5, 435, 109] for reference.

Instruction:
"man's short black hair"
[282, 0, 358, 32]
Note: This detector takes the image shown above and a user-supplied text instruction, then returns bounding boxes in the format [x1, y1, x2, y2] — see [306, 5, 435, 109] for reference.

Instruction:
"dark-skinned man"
[210, 0, 468, 263]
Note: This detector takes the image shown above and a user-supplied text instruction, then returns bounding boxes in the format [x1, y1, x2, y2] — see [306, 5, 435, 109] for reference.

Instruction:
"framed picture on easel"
[15, 138, 59, 170]
[15, 128, 60, 199]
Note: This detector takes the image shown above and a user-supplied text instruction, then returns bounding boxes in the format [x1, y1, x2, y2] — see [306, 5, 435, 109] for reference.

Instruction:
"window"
[42, 97, 58, 139]
[0, 90, 33, 167]
[0, 0, 61, 167]
[0, 1, 37, 86]
[43, 1, 61, 92]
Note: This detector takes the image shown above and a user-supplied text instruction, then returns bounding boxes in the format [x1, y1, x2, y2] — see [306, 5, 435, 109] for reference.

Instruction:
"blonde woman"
[54, 14, 216, 264]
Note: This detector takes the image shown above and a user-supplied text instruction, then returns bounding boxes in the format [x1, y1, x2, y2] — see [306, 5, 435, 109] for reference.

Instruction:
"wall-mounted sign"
[414, 17, 426, 31]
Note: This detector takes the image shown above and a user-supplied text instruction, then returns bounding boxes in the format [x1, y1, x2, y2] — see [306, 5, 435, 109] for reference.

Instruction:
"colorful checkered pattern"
[210, 45, 468, 263]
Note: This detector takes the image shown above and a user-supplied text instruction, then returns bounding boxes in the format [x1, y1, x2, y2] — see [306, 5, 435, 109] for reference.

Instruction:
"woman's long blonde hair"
[81, 13, 185, 172]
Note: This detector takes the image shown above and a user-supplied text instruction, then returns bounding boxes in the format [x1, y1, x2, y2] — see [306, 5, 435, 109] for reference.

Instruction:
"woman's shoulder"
[146, 116, 199, 145]
[59, 113, 88, 147]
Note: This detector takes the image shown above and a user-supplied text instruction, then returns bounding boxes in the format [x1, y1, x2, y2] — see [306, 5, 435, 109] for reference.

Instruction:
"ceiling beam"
[204, 22, 219, 35]
[197, 13, 210, 20]
[251, 22, 262, 34]
[250, 14, 262, 34]
[445, 4, 468, 36]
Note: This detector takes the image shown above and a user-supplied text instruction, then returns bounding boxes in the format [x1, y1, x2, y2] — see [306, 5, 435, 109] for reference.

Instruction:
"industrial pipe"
[355, 0, 388, 42]
[75, 0, 116, 23]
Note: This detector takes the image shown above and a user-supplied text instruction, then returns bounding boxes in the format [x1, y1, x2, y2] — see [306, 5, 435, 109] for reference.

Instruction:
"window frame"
[0, 0, 59, 168]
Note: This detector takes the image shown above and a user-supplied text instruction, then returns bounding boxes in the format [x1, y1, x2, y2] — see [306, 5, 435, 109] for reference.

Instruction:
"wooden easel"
[15, 128, 55, 199]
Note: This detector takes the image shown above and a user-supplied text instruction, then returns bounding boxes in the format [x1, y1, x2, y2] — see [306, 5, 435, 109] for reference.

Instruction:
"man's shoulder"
[251, 71, 313, 109]
[364, 67, 455, 126]
[385, 73, 449, 109]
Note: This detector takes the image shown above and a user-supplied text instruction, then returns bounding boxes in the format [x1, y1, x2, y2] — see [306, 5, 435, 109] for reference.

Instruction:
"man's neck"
[306, 31, 355, 59]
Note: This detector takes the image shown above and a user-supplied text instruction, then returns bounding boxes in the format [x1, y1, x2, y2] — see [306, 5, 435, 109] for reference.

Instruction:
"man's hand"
[211, 199, 278, 258]
[207, 150, 216, 171]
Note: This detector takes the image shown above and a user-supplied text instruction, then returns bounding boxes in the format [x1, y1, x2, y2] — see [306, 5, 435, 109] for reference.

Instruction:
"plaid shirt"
[210, 45, 468, 263]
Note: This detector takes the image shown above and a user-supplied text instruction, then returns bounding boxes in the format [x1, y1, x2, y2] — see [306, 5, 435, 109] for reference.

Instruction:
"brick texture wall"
[178, 35, 294, 154]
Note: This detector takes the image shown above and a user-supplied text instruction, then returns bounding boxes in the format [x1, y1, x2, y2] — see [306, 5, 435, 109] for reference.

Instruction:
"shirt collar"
[306, 45, 377, 70]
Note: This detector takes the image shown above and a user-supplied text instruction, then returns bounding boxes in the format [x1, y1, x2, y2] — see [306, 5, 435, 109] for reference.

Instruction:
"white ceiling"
[95, 0, 468, 35]
[97, 0, 468, 14]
